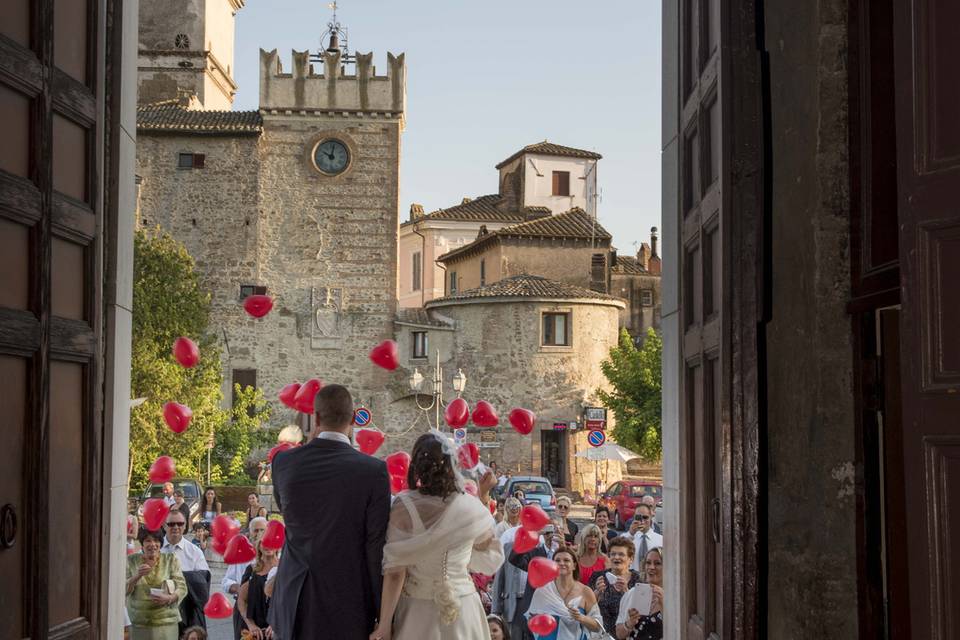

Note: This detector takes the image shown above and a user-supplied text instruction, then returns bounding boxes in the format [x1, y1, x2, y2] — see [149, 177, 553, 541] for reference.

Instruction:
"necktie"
[639, 533, 648, 565]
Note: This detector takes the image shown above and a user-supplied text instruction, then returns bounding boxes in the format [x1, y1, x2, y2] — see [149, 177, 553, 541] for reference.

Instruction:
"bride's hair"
[408, 433, 460, 498]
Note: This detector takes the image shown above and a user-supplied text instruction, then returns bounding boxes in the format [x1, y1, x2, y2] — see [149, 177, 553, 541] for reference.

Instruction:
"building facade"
[389, 275, 626, 495]
[398, 141, 602, 308]
[611, 227, 662, 343]
[136, 3, 408, 429]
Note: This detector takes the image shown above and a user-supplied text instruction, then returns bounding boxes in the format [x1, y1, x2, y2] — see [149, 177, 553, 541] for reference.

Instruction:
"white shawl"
[526, 581, 605, 640]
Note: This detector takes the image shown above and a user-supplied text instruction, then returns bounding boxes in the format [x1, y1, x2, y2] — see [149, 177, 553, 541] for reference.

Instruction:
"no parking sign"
[453, 428, 467, 445]
[353, 407, 372, 427]
[588, 430, 606, 447]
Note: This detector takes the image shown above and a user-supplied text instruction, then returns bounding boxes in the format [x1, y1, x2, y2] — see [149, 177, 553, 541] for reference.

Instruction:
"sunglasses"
[166, 522, 186, 527]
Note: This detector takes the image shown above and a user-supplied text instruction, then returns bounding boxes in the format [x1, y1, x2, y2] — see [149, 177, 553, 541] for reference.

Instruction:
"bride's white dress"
[384, 490, 505, 640]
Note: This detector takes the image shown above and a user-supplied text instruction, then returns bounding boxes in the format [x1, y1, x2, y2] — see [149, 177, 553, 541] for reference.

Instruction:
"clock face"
[313, 139, 350, 176]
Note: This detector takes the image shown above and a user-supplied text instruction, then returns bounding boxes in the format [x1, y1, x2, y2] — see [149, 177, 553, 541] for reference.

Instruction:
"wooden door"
[0, 0, 105, 637]
[678, 0, 724, 637]
[892, 0, 960, 635]
[677, 0, 764, 637]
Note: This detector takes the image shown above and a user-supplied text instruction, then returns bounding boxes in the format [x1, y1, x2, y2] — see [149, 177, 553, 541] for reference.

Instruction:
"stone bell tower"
[137, 0, 243, 108]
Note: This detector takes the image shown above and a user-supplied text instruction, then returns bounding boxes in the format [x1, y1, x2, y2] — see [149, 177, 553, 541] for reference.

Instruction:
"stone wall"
[610, 270, 662, 340]
[764, 0, 857, 636]
[444, 238, 612, 294]
[387, 298, 625, 495]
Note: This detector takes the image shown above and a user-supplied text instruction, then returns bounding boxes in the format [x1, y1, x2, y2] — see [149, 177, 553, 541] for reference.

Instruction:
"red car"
[600, 480, 663, 530]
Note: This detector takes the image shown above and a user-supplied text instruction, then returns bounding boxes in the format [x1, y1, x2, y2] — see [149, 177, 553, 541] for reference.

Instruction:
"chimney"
[409, 203, 424, 221]
[650, 226, 659, 258]
[637, 243, 651, 271]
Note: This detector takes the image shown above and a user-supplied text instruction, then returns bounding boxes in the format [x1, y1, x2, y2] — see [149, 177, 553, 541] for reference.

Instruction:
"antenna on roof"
[312, 1, 355, 67]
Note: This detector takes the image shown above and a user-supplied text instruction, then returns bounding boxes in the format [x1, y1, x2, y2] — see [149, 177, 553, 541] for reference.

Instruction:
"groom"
[268, 384, 391, 639]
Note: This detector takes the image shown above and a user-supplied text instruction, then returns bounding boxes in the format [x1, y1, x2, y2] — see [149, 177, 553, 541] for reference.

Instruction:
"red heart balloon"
[489, 500, 497, 515]
[243, 294, 273, 318]
[293, 379, 322, 414]
[356, 429, 385, 455]
[457, 442, 480, 470]
[223, 533, 256, 565]
[390, 474, 408, 494]
[148, 455, 176, 484]
[528, 613, 558, 636]
[171, 336, 200, 368]
[471, 400, 499, 428]
[261, 520, 286, 550]
[142, 498, 170, 531]
[204, 592, 233, 619]
[162, 402, 193, 434]
[268, 442, 295, 464]
[369, 339, 399, 371]
[211, 536, 228, 556]
[508, 408, 536, 435]
[513, 526, 540, 554]
[520, 504, 551, 532]
[211, 514, 241, 544]
[278, 383, 301, 409]
[527, 557, 559, 589]
[385, 451, 411, 477]
[444, 397, 470, 429]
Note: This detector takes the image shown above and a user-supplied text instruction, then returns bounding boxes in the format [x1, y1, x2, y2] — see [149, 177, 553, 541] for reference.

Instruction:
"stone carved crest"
[311, 287, 343, 349]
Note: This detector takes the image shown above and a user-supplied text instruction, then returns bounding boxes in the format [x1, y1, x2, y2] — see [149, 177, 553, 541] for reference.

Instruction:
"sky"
[233, 0, 662, 253]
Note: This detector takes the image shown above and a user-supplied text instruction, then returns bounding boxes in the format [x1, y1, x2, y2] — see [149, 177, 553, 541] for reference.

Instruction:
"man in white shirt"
[222, 517, 268, 640]
[162, 511, 209, 572]
[630, 504, 663, 573]
[162, 482, 176, 507]
[494, 498, 522, 539]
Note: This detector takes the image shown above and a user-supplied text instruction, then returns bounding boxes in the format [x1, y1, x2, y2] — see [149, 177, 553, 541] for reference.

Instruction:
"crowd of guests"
[482, 500, 665, 640]
[124, 487, 284, 640]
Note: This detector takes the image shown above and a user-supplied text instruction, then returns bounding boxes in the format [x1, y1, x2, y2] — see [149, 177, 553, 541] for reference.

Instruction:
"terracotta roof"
[437, 208, 612, 263]
[496, 141, 603, 169]
[612, 255, 650, 275]
[394, 308, 454, 328]
[426, 274, 624, 306]
[401, 195, 528, 226]
[137, 103, 263, 135]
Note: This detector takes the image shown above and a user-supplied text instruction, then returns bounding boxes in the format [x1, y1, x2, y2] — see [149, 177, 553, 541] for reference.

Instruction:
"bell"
[326, 32, 340, 54]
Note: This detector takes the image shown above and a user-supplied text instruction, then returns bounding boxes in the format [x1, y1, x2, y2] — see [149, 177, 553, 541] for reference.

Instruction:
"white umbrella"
[576, 443, 641, 462]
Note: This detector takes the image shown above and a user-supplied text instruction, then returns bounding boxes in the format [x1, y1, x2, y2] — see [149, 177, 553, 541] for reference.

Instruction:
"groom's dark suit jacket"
[268, 436, 391, 640]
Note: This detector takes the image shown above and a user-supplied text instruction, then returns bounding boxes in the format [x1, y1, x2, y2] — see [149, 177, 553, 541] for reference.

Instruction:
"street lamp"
[408, 349, 467, 430]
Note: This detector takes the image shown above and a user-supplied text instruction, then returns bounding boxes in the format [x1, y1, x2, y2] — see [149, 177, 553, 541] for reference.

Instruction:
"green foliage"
[596, 327, 662, 461]
[129, 228, 270, 492]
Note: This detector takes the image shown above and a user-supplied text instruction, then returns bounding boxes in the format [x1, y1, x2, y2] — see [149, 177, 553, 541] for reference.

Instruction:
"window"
[412, 251, 422, 292]
[240, 285, 267, 300]
[480, 259, 486, 286]
[178, 152, 205, 169]
[641, 290, 654, 307]
[412, 331, 428, 359]
[590, 253, 607, 292]
[542, 312, 570, 346]
[449, 271, 458, 294]
[552, 171, 570, 196]
[232, 369, 257, 414]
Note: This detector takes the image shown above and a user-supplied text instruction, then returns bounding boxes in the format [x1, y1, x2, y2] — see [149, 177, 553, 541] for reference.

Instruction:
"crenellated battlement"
[259, 49, 406, 117]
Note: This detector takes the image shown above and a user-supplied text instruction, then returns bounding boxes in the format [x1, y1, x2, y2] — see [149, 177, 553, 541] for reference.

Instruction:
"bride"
[370, 431, 504, 640]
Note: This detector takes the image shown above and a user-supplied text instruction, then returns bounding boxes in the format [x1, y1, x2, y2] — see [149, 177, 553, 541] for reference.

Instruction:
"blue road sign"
[453, 428, 467, 444]
[588, 430, 606, 447]
[353, 407, 372, 427]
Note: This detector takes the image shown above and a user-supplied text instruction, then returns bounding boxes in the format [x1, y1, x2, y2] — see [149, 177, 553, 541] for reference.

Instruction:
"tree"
[129, 228, 270, 491]
[597, 327, 662, 461]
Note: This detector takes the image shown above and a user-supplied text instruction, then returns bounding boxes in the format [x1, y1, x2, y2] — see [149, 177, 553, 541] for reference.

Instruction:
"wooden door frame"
[722, 0, 767, 637]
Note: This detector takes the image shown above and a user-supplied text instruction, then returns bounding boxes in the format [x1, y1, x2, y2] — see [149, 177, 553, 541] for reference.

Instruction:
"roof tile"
[427, 274, 624, 305]
[496, 141, 603, 169]
[137, 103, 263, 135]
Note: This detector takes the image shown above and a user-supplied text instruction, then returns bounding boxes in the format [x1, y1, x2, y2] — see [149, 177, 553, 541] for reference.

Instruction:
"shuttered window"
[552, 171, 570, 196]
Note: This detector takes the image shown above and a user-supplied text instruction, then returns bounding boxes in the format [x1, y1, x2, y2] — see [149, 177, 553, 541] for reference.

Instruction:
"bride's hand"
[478, 469, 498, 498]
[369, 623, 392, 640]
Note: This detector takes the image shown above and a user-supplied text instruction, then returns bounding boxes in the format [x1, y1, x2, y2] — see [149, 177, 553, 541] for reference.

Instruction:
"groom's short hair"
[315, 384, 354, 428]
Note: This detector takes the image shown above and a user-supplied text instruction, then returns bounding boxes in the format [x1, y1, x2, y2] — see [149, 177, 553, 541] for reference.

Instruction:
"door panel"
[892, 0, 960, 636]
[0, 0, 104, 636]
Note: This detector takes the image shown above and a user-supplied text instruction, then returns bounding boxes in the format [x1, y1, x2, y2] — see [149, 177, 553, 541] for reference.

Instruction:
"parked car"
[599, 480, 663, 530]
[137, 478, 202, 524]
[502, 476, 557, 514]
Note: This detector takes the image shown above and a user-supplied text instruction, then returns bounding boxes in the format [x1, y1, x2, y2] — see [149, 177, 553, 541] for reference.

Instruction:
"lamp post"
[409, 349, 467, 430]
